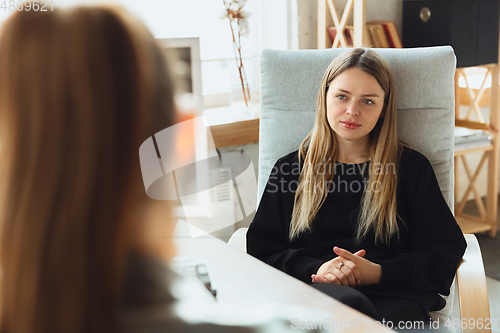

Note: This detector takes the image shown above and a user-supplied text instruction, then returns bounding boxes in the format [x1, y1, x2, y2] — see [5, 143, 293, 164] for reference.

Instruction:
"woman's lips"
[340, 121, 361, 129]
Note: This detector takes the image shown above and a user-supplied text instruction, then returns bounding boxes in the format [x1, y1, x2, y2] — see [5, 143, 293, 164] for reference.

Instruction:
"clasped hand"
[311, 246, 382, 287]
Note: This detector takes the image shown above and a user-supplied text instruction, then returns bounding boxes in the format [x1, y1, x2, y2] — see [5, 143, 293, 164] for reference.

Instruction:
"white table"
[172, 220, 392, 332]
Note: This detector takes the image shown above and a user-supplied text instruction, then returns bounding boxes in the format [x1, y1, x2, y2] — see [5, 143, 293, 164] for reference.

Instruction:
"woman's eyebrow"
[338, 89, 380, 98]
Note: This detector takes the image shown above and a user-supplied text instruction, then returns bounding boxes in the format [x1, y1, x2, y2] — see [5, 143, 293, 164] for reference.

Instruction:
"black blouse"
[247, 146, 467, 310]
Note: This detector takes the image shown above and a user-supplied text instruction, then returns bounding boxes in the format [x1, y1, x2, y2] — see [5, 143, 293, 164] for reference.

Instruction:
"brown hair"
[290, 48, 407, 244]
[0, 3, 175, 333]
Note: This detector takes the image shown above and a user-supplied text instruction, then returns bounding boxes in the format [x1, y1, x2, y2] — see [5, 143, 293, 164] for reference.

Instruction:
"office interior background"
[1, 1, 499, 331]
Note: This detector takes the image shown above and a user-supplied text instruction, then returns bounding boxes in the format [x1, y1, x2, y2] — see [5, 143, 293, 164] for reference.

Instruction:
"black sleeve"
[374, 154, 467, 295]
[246, 158, 324, 284]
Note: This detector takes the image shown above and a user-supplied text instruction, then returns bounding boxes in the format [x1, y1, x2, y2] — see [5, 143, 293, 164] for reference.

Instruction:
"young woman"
[0, 4, 323, 333]
[247, 48, 467, 324]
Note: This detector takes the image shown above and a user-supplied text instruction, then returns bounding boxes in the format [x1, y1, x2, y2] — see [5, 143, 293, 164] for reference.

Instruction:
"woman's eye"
[363, 99, 374, 105]
[336, 95, 347, 100]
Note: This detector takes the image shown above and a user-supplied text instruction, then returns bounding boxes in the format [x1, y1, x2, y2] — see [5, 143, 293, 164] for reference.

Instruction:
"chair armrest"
[456, 234, 491, 332]
[227, 227, 249, 253]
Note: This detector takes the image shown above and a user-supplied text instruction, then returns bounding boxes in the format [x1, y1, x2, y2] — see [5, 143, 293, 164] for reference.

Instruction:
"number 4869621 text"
[1, 1, 54, 11]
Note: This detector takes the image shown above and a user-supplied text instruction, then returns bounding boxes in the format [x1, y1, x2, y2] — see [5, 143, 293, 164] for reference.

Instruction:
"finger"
[328, 259, 354, 287]
[343, 261, 361, 285]
[312, 275, 329, 283]
[339, 264, 357, 287]
[354, 249, 366, 258]
[329, 269, 350, 287]
[334, 246, 360, 263]
[314, 275, 328, 283]
[324, 273, 342, 285]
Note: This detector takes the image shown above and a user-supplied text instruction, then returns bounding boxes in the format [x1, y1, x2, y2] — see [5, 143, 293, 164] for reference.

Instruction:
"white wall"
[258, 0, 289, 51]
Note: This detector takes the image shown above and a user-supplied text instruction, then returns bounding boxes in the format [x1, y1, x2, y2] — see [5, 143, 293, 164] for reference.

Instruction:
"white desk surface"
[172, 220, 392, 332]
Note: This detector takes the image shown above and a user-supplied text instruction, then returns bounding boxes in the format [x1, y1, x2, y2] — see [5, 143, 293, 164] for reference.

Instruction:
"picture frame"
[156, 37, 204, 117]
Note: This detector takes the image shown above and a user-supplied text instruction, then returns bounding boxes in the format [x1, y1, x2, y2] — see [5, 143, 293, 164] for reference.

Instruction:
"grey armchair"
[229, 46, 491, 333]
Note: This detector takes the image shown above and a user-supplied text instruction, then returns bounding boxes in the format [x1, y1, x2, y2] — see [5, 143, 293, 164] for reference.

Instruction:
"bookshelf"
[454, 63, 499, 237]
[317, 1, 402, 50]
[317, 0, 366, 49]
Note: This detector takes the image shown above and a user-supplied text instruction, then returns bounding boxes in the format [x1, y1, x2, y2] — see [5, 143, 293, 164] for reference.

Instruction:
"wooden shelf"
[317, 0, 366, 49]
[454, 64, 500, 238]
[456, 215, 493, 234]
[454, 144, 493, 157]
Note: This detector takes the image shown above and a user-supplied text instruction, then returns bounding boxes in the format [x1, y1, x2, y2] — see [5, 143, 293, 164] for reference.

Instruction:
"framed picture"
[156, 37, 204, 118]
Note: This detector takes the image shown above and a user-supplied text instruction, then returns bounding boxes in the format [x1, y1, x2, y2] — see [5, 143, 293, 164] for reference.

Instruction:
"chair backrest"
[258, 46, 456, 213]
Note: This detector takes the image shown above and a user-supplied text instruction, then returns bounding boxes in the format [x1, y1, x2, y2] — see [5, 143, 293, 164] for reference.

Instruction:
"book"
[327, 26, 352, 47]
[455, 139, 492, 151]
[454, 127, 491, 151]
[344, 25, 372, 47]
[327, 25, 372, 48]
[366, 23, 390, 48]
[368, 20, 402, 48]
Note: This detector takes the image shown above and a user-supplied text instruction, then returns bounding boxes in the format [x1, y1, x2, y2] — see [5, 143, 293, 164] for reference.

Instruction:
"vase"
[228, 57, 255, 121]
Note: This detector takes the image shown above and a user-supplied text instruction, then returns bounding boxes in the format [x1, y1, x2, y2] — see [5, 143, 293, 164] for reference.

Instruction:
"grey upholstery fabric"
[258, 46, 456, 216]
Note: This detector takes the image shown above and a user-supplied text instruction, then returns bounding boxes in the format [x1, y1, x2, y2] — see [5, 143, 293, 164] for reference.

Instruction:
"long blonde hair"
[0, 4, 175, 333]
[290, 48, 406, 244]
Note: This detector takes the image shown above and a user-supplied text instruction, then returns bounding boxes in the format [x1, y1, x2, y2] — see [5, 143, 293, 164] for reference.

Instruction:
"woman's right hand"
[311, 249, 366, 287]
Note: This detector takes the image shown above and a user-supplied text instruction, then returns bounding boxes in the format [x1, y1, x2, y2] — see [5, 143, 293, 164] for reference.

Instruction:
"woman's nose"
[346, 102, 359, 116]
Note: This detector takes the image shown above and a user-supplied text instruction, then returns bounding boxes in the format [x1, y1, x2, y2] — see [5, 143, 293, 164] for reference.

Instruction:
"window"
[119, 0, 259, 109]
[1, 0, 275, 112]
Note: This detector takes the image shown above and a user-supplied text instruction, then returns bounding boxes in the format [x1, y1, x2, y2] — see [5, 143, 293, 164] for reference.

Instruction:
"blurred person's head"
[0, 3, 176, 332]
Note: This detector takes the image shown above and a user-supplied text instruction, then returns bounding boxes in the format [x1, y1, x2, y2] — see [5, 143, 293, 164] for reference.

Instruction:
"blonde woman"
[247, 48, 466, 324]
[0, 4, 327, 333]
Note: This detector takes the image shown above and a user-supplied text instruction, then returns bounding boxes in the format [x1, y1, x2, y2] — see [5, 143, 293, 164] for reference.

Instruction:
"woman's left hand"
[312, 247, 382, 286]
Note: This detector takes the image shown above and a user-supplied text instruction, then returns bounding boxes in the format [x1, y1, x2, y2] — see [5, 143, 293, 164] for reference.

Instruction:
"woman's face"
[326, 67, 386, 147]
